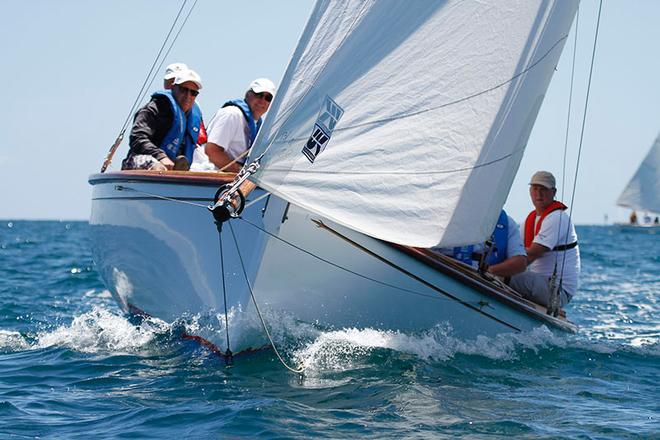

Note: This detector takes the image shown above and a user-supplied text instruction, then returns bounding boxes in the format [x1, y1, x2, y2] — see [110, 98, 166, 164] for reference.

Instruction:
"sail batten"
[249, 0, 579, 247]
[616, 133, 660, 213]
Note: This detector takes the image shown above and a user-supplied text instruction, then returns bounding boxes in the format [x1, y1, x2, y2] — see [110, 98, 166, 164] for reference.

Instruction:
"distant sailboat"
[89, 0, 581, 359]
[616, 132, 660, 231]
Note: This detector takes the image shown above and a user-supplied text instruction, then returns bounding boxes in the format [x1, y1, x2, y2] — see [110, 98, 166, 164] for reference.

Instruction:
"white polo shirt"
[523, 210, 580, 296]
[190, 106, 250, 171]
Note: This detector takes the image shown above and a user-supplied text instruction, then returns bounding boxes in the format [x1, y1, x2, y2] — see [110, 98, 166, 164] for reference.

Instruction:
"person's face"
[246, 90, 272, 120]
[529, 184, 556, 212]
[172, 81, 199, 113]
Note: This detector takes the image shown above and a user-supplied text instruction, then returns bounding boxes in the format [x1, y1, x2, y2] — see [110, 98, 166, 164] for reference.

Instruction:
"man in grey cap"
[510, 171, 580, 311]
[191, 77, 276, 172]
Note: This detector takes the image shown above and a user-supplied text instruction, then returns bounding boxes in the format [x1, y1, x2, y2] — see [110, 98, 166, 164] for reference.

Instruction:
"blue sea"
[0, 221, 657, 439]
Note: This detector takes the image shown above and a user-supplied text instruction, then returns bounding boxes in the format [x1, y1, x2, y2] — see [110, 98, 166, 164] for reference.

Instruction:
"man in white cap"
[191, 77, 276, 172]
[163, 63, 207, 146]
[122, 69, 204, 171]
[163, 62, 188, 90]
[510, 171, 580, 311]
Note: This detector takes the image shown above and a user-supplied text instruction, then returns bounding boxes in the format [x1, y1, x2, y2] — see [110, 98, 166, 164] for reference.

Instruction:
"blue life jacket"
[153, 91, 202, 162]
[485, 210, 509, 265]
[451, 210, 509, 266]
[222, 99, 262, 145]
[452, 245, 474, 265]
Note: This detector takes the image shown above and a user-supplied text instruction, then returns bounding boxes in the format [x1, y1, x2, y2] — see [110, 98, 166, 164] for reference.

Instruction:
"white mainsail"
[616, 132, 660, 214]
[249, 0, 579, 247]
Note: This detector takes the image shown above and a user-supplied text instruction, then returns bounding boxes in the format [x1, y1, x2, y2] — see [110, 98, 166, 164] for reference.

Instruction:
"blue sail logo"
[302, 96, 344, 163]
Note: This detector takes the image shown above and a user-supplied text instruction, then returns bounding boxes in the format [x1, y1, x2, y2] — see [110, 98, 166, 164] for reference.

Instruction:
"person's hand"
[160, 157, 175, 170]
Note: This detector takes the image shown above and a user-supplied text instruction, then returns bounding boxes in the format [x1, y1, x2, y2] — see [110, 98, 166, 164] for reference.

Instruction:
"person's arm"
[488, 255, 527, 277]
[128, 98, 174, 168]
[205, 142, 241, 172]
[526, 242, 549, 264]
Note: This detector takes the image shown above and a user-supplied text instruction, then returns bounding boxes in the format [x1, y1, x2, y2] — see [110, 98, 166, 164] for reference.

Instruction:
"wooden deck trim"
[89, 170, 236, 187]
[395, 245, 576, 332]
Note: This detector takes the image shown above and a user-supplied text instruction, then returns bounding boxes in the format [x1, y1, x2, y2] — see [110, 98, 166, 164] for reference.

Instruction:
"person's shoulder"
[214, 106, 245, 125]
[542, 208, 574, 230]
[148, 94, 173, 114]
[506, 214, 520, 228]
[222, 105, 245, 117]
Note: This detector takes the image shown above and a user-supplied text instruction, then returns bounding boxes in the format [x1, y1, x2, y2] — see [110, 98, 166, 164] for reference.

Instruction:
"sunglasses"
[254, 92, 273, 102]
[177, 85, 199, 97]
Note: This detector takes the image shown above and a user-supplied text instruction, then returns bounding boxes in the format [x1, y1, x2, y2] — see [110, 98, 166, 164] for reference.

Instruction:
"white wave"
[83, 289, 113, 299]
[0, 330, 31, 351]
[291, 325, 569, 375]
[35, 307, 168, 354]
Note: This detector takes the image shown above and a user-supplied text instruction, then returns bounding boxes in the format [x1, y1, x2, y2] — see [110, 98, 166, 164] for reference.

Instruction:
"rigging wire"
[561, 7, 580, 207]
[567, 0, 603, 223]
[227, 222, 305, 375]
[547, 0, 603, 314]
[254, 31, 572, 175]
[548, 6, 581, 314]
[113, 185, 209, 208]
[237, 216, 487, 305]
[114, 184, 494, 306]
[561, 0, 603, 281]
[120, 0, 189, 137]
[144, 0, 200, 95]
[216, 222, 233, 365]
[100, 0, 199, 172]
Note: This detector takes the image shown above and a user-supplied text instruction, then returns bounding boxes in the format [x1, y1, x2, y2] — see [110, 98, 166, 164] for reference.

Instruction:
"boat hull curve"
[89, 172, 575, 354]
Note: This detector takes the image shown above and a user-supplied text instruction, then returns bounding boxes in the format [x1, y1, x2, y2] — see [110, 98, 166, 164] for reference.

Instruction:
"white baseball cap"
[164, 62, 188, 80]
[249, 78, 276, 96]
[173, 69, 203, 90]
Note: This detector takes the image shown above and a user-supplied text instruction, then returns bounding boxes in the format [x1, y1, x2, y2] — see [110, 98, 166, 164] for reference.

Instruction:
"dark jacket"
[126, 95, 174, 162]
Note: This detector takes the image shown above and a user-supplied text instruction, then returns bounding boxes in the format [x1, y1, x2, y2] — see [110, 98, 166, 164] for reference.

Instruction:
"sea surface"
[0, 221, 657, 439]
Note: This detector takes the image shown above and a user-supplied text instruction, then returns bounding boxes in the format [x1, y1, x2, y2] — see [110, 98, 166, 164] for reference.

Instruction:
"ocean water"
[0, 221, 657, 439]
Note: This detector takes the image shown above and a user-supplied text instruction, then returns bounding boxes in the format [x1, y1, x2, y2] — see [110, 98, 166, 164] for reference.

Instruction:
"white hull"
[615, 223, 660, 234]
[89, 172, 575, 355]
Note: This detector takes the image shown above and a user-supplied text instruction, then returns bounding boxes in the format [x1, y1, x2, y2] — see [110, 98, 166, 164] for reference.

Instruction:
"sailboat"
[616, 132, 660, 232]
[90, 0, 580, 358]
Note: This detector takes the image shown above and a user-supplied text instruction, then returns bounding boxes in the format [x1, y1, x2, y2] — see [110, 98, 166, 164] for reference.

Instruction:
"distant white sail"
[616, 133, 660, 213]
[249, 0, 578, 247]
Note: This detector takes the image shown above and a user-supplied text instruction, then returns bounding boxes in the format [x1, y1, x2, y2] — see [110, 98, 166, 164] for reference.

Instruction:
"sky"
[1, 0, 658, 225]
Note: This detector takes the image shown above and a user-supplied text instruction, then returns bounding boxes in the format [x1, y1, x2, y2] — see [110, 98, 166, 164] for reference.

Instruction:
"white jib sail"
[249, 0, 579, 248]
[616, 132, 660, 213]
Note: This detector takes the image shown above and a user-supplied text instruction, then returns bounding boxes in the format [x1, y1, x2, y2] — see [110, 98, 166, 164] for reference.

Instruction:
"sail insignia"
[302, 95, 345, 163]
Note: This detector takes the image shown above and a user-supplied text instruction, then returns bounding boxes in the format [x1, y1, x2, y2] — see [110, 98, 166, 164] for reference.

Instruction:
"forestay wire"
[100, 0, 199, 172]
[553, 0, 603, 307]
[549, 6, 580, 309]
[227, 222, 306, 375]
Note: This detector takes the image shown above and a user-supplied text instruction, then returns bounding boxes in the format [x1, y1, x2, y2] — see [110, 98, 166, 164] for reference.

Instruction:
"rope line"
[113, 186, 493, 306]
[101, 0, 199, 172]
[257, 147, 523, 176]
[237, 216, 486, 305]
[255, 32, 570, 173]
[227, 222, 305, 375]
[562, 0, 603, 276]
[254, 1, 373, 160]
[145, 0, 200, 94]
[120, 0, 189, 134]
[114, 185, 209, 208]
[217, 222, 232, 363]
[550, 6, 581, 312]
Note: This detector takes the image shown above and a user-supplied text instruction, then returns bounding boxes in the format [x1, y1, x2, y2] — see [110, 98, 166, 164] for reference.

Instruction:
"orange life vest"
[523, 201, 568, 248]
